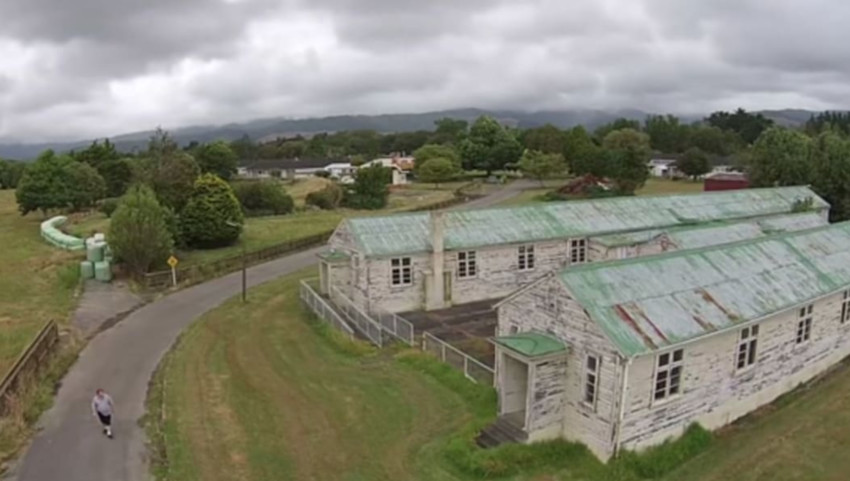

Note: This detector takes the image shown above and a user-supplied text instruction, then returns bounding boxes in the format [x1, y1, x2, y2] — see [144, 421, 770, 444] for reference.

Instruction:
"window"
[584, 355, 600, 407]
[518, 245, 535, 271]
[842, 291, 850, 324]
[458, 251, 477, 278]
[390, 257, 412, 286]
[736, 325, 759, 370]
[796, 304, 813, 344]
[570, 239, 587, 264]
[653, 349, 683, 401]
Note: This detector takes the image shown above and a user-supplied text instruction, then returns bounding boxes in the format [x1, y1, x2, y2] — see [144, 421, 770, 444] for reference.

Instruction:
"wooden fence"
[0, 320, 60, 416]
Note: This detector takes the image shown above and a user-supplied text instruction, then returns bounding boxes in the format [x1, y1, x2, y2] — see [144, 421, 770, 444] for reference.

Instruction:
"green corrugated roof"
[594, 212, 827, 249]
[317, 250, 351, 262]
[493, 332, 567, 357]
[558, 221, 850, 357]
[345, 186, 828, 257]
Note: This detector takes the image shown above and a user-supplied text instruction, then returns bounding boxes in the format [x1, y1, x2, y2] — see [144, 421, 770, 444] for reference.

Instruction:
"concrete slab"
[71, 281, 145, 338]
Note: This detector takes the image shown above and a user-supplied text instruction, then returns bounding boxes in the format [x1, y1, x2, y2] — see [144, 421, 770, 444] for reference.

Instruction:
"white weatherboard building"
[319, 187, 829, 315]
[492, 221, 850, 460]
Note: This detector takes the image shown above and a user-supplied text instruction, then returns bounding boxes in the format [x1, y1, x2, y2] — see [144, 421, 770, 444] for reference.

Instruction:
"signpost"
[167, 255, 179, 287]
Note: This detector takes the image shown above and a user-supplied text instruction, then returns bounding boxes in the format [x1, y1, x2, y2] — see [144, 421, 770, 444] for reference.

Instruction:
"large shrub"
[233, 181, 294, 216]
[109, 185, 174, 277]
[343, 164, 391, 210]
[180, 174, 244, 248]
[65, 161, 106, 211]
[417, 157, 458, 187]
[194, 140, 238, 180]
[305, 183, 344, 210]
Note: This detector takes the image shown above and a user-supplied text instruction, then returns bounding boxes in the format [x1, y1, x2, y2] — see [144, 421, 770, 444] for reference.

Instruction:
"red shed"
[704, 172, 749, 191]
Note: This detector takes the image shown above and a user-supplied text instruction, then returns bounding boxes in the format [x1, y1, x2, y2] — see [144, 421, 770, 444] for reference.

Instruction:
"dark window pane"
[659, 353, 670, 366]
[673, 349, 683, 362]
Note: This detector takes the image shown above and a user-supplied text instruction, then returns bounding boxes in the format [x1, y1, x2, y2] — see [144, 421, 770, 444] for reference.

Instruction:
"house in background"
[492, 221, 850, 460]
[237, 158, 341, 179]
[319, 186, 829, 315]
[704, 172, 750, 191]
[324, 162, 357, 181]
[648, 158, 680, 178]
[363, 155, 414, 185]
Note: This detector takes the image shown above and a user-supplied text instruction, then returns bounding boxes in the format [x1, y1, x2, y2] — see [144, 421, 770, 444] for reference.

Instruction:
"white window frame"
[796, 304, 813, 344]
[457, 251, 477, 279]
[570, 239, 587, 264]
[736, 324, 759, 371]
[842, 291, 850, 324]
[583, 354, 600, 408]
[518, 244, 535, 271]
[653, 348, 683, 403]
[390, 257, 412, 287]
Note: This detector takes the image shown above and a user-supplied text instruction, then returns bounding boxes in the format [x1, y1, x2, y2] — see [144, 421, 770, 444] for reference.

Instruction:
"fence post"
[441, 342, 446, 362]
[464, 356, 469, 378]
[393, 316, 398, 337]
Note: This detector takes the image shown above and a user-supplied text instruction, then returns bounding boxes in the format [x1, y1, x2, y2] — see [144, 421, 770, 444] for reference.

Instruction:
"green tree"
[458, 116, 523, 174]
[594, 118, 641, 142]
[98, 158, 134, 198]
[689, 126, 742, 156]
[343, 165, 391, 210]
[417, 158, 458, 187]
[230, 134, 258, 161]
[64, 161, 106, 211]
[521, 124, 566, 154]
[706, 108, 774, 144]
[677, 148, 711, 180]
[72, 139, 120, 168]
[749, 127, 813, 187]
[431, 118, 468, 145]
[602, 128, 651, 193]
[518, 150, 567, 186]
[233, 181, 295, 216]
[564, 126, 603, 176]
[109, 185, 174, 277]
[810, 131, 850, 221]
[413, 144, 461, 171]
[195, 141, 238, 180]
[180, 174, 244, 248]
[0, 159, 26, 189]
[15, 151, 72, 216]
[644, 115, 691, 153]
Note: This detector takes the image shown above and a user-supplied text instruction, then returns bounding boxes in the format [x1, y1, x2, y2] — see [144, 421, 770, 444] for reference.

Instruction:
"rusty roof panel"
[346, 186, 828, 257]
[560, 222, 850, 357]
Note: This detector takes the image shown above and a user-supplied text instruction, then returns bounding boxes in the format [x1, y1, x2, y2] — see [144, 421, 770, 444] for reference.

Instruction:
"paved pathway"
[72, 281, 145, 338]
[8, 183, 528, 481]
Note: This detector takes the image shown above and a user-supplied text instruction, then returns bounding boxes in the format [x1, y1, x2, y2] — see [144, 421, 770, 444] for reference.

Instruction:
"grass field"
[498, 178, 705, 207]
[150, 270, 476, 481]
[0, 190, 80, 376]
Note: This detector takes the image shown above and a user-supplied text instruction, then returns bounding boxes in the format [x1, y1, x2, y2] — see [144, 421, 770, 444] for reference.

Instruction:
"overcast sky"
[1, 0, 848, 142]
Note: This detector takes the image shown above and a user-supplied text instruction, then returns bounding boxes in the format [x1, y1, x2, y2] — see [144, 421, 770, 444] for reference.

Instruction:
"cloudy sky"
[1, 0, 848, 142]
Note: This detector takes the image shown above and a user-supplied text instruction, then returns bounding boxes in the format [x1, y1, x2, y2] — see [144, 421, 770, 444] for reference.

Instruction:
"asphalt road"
[9, 181, 529, 481]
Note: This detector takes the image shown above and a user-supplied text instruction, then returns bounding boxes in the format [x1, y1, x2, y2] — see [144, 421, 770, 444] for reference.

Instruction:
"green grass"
[0, 190, 80, 376]
[498, 178, 706, 207]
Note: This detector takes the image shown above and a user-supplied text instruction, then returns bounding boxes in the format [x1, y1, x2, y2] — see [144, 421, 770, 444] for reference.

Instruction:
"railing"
[0, 320, 60, 415]
[422, 332, 494, 385]
[299, 280, 355, 340]
[372, 309, 415, 346]
[144, 231, 334, 290]
[330, 287, 384, 347]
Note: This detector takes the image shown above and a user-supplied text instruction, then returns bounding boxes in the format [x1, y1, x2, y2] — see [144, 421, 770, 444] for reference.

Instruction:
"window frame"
[842, 291, 850, 324]
[796, 304, 813, 345]
[653, 348, 684, 403]
[457, 251, 478, 279]
[583, 354, 600, 409]
[518, 244, 536, 271]
[735, 324, 759, 371]
[570, 238, 587, 264]
[389, 257, 413, 287]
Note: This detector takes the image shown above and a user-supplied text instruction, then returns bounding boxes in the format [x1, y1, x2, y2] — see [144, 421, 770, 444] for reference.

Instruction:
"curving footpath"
[9, 182, 529, 481]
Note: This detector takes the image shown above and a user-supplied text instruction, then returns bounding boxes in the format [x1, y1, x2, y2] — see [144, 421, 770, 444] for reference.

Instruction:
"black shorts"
[97, 412, 112, 427]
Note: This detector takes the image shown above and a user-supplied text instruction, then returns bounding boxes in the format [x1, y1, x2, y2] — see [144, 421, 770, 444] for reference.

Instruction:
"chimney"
[426, 211, 446, 310]
[430, 211, 445, 254]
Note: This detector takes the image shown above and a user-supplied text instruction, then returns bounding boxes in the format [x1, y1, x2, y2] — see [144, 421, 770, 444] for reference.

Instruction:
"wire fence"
[330, 287, 384, 347]
[422, 332, 495, 385]
[372, 309, 416, 346]
[299, 280, 355, 340]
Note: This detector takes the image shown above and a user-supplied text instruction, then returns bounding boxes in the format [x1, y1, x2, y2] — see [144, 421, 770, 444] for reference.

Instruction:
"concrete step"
[475, 416, 528, 448]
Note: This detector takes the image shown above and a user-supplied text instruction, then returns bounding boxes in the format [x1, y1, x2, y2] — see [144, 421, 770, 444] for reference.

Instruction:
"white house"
[324, 162, 357, 180]
[319, 186, 829, 315]
[237, 158, 340, 179]
[492, 221, 850, 460]
[362, 156, 412, 185]
[648, 158, 679, 178]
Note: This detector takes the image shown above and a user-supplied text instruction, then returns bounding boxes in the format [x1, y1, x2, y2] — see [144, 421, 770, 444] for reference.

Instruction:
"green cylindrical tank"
[87, 243, 104, 263]
[94, 261, 112, 282]
[103, 244, 114, 263]
[80, 261, 95, 280]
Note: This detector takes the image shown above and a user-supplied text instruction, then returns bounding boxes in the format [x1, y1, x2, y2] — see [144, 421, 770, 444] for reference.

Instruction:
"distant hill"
[0, 107, 835, 160]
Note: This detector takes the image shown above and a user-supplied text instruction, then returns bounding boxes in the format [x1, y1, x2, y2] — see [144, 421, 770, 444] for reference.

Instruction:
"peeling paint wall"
[497, 277, 623, 460]
[619, 289, 850, 452]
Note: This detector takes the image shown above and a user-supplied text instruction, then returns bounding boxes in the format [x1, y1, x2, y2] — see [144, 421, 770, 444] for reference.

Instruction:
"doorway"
[499, 353, 528, 428]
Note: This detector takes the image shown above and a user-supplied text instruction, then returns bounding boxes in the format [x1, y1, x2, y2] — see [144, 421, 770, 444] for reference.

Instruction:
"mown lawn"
[498, 178, 705, 207]
[0, 190, 80, 376]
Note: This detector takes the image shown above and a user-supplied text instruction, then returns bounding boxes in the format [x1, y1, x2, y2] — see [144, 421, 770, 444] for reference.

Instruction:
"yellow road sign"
[167, 256, 179, 268]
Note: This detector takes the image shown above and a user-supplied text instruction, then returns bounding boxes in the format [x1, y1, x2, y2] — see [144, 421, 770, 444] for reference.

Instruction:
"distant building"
[492, 220, 850, 460]
[237, 158, 341, 179]
[648, 158, 679, 178]
[363, 155, 414, 185]
[704, 172, 749, 191]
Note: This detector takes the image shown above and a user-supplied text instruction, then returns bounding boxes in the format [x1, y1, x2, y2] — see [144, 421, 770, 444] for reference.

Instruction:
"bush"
[233, 181, 294, 216]
[99, 198, 120, 217]
[342, 164, 391, 210]
[305, 183, 344, 210]
[110, 185, 174, 277]
[180, 174, 244, 248]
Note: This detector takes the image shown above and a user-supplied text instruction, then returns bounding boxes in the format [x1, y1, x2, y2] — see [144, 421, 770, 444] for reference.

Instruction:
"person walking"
[91, 389, 114, 438]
